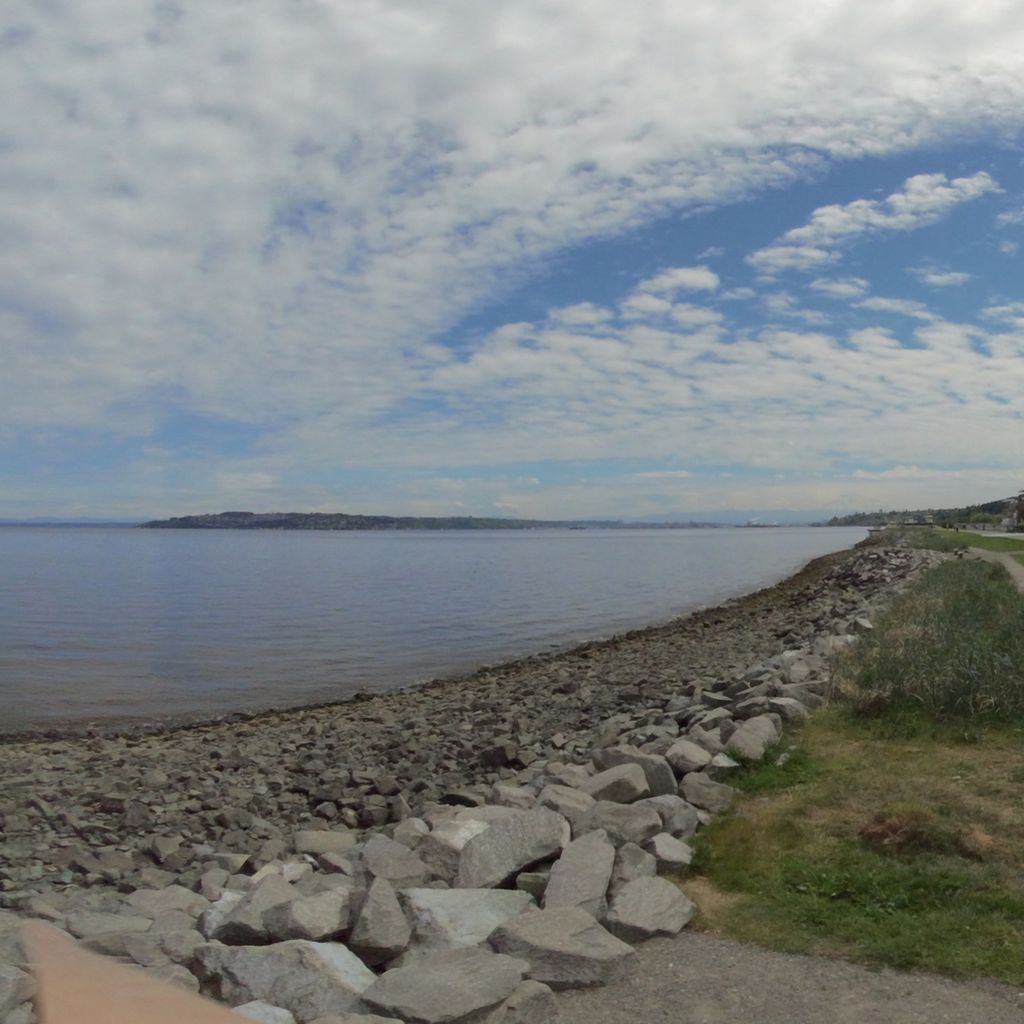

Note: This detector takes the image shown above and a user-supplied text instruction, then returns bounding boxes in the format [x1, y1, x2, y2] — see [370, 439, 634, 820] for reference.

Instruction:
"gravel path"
[970, 548, 1024, 594]
[556, 931, 1024, 1024]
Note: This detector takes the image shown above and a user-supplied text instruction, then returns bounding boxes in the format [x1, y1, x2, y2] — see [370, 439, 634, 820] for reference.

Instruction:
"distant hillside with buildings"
[828, 492, 1024, 530]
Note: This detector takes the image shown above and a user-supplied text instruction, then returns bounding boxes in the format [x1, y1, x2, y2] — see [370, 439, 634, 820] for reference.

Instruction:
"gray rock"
[455, 809, 568, 889]
[592, 747, 677, 798]
[537, 785, 595, 830]
[199, 890, 245, 939]
[362, 947, 529, 1023]
[644, 833, 693, 872]
[64, 910, 153, 956]
[0, 966, 33, 1017]
[196, 940, 376, 1022]
[488, 907, 635, 990]
[294, 831, 358, 857]
[212, 874, 296, 945]
[542, 829, 614, 918]
[579, 764, 650, 803]
[349, 878, 411, 966]
[306, 1016, 402, 1024]
[633, 795, 699, 839]
[578, 802, 661, 847]
[768, 697, 811, 721]
[483, 980, 557, 1024]
[679, 773, 736, 814]
[402, 888, 535, 953]
[362, 835, 429, 889]
[706, 753, 742, 780]
[725, 715, 781, 761]
[514, 870, 550, 903]
[233, 1000, 298, 1024]
[392, 818, 429, 850]
[664, 738, 713, 776]
[263, 884, 356, 942]
[419, 819, 490, 883]
[122, 927, 204, 967]
[126, 884, 210, 919]
[609, 843, 656, 891]
[602, 877, 695, 942]
[306, 1016, 403, 1024]
[490, 784, 536, 810]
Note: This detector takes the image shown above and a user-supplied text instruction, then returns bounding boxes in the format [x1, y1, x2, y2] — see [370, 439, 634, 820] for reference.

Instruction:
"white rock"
[603, 877, 695, 942]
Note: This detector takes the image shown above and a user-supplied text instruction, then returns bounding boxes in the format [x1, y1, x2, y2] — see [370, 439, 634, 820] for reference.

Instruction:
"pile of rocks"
[0, 543, 942, 1023]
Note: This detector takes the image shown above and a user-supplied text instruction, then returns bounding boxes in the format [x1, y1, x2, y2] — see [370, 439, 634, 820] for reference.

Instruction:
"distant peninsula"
[138, 511, 724, 531]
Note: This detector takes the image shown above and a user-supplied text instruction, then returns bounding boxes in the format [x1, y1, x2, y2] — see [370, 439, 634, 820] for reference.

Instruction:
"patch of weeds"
[845, 560, 1024, 720]
[858, 802, 966, 857]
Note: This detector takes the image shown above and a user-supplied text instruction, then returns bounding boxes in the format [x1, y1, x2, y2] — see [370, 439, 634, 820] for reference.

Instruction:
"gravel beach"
[0, 538, 952, 1023]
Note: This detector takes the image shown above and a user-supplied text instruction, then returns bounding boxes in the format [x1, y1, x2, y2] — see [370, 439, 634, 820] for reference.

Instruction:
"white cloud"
[809, 277, 870, 299]
[549, 303, 613, 326]
[856, 296, 936, 320]
[638, 266, 720, 294]
[1000, 240, 1020, 256]
[670, 303, 723, 327]
[748, 172, 1000, 274]
[634, 470, 692, 480]
[910, 268, 972, 286]
[5, 1, 1024, 515]
[996, 207, 1024, 227]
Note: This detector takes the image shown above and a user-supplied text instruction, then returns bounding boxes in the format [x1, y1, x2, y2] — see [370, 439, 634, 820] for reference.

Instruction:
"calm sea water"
[0, 526, 866, 730]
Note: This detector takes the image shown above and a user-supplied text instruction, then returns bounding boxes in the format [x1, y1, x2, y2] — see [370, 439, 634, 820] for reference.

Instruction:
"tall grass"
[849, 560, 1024, 719]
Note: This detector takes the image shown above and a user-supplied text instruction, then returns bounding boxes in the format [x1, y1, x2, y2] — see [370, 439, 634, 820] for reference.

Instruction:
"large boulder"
[483, 980, 557, 1024]
[418, 819, 490, 883]
[488, 907, 635, 990]
[294, 831, 358, 857]
[578, 802, 661, 847]
[361, 836, 429, 889]
[455, 810, 568, 889]
[579, 764, 650, 804]
[362, 947, 529, 1023]
[644, 833, 693, 873]
[633, 795, 699, 839]
[211, 875, 297, 945]
[349, 879, 411, 967]
[542, 829, 614, 918]
[609, 843, 656, 891]
[536, 785, 595, 831]
[679, 773, 736, 814]
[725, 715, 781, 762]
[195, 940, 376, 1022]
[232, 1001, 297, 1024]
[592, 747, 676, 797]
[263, 885, 357, 942]
[401, 888, 535, 954]
[602, 878, 695, 942]
[664, 739, 712, 776]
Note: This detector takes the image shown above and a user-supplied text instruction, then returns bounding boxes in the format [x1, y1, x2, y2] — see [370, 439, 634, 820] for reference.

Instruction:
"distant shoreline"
[137, 510, 816, 531]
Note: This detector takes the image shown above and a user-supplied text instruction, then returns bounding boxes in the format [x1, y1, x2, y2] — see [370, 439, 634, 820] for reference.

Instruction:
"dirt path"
[969, 548, 1024, 594]
[555, 931, 1024, 1024]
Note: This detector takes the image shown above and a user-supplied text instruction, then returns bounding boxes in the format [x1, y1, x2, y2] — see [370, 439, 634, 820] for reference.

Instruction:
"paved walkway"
[968, 548, 1024, 594]
[556, 931, 1024, 1024]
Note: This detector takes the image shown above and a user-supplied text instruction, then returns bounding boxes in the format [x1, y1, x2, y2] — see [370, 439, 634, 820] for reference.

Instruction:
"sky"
[3, 1, 1024, 523]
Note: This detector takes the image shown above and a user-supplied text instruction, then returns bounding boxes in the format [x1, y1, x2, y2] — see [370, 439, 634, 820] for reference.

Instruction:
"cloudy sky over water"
[4, 1, 1024, 521]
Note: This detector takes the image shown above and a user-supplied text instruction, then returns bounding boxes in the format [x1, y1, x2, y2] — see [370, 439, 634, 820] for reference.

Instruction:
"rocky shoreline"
[0, 539, 941, 1024]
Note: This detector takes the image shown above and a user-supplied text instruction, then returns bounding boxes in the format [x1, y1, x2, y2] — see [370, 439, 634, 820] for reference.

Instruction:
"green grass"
[685, 713, 1024, 983]
[683, 558, 1024, 983]
[849, 560, 1024, 719]
[900, 527, 968, 553]
[935, 528, 1024, 553]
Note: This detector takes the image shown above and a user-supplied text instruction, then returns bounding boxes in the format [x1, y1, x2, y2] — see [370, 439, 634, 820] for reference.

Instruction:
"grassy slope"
[683, 553, 1024, 984]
